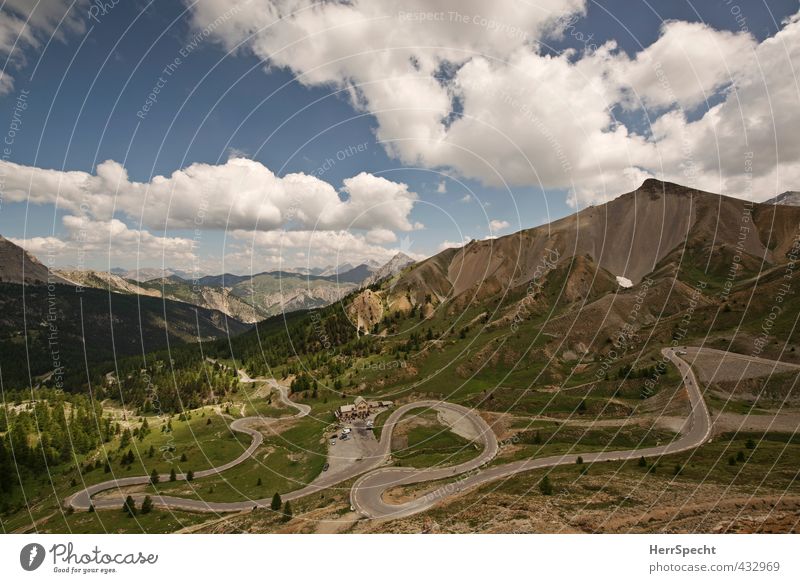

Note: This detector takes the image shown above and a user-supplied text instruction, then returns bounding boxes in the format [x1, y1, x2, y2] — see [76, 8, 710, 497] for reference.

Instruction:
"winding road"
[64, 381, 309, 512]
[65, 348, 712, 520]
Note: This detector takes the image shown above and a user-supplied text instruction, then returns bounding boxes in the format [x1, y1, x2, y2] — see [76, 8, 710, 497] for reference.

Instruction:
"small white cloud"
[489, 219, 510, 232]
[438, 236, 472, 251]
[459, 194, 472, 203]
[436, 180, 447, 194]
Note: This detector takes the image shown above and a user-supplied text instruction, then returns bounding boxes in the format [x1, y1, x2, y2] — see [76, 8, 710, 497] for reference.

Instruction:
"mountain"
[334, 263, 375, 283]
[764, 190, 800, 206]
[56, 269, 162, 297]
[345, 179, 800, 359]
[381, 179, 790, 305]
[0, 236, 250, 389]
[110, 267, 193, 282]
[50, 266, 364, 323]
[363, 252, 416, 287]
[0, 236, 69, 285]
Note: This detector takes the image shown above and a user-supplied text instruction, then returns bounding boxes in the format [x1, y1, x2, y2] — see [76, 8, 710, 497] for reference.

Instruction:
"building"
[335, 396, 392, 421]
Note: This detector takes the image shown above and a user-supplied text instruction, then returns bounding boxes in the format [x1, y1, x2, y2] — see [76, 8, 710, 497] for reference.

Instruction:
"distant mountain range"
[0, 236, 250, 390]
[1, 231, 418, 325]
[78, 257, 409, 322]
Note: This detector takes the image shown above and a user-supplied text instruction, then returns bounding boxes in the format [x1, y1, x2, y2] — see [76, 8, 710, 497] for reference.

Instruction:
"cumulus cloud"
[188, 0, 800, 206]
[489, 219, 510, 232]
[230, 229, 425, 271]
[10, 215, 196, 268]
[0, 157, 419, 233]
[438, 236, 472, 252]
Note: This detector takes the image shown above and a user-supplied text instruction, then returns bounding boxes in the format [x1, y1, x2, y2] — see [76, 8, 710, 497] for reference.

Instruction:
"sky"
[0, 0, 798, 275]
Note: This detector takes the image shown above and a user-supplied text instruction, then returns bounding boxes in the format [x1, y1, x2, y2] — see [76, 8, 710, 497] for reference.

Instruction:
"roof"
[338, 404, 355, 413]
[354, 396, 367, 406]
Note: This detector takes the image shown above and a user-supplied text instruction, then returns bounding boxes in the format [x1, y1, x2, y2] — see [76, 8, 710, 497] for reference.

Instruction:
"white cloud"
[614, 20, 756, 110]
[0, 0, 87, 95]
[438, 236, 472, 251]
[0, 157, 419, 233]
[11, 215, 197, 268]
[489, 219, 510, 232]
[459, 194, 473, 203]
[436, 180, 447, 194]
[230, 229, 425, 271]
[365, 228, 397, 244]
[188, 1, 800, 206]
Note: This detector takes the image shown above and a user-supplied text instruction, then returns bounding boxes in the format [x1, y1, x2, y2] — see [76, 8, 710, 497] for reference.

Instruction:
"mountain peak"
[636, 178, 696, 196]
[764, 190, 800, 206]
[0, 235, 68, 285]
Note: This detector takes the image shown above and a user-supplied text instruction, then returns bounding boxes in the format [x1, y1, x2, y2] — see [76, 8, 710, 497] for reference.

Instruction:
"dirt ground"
[686, 347, 800, 383]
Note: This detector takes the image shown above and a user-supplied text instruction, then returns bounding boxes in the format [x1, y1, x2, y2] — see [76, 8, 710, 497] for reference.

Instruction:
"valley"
[2, 179, 799, 534]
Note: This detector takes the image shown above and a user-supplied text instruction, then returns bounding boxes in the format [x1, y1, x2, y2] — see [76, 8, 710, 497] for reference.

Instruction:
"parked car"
[329, 439, 336, 446]
[342, 427, 352, 434]
[341, 434, 350, 440]
[322, 463, 329, 471]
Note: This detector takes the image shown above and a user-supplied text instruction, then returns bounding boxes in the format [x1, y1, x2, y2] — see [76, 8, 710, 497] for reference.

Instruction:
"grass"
[147, 414, 327, 502]
[392, 411, 481, 468]
[492, 424, 679, 464]
[36, 508, 210, 534]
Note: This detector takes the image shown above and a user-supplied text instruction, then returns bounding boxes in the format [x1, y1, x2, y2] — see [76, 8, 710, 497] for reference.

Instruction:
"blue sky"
[1, 0, 798, 273]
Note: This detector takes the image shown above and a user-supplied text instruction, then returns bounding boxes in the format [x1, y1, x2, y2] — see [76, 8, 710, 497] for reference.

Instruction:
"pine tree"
[186, 470, 194, 481]
[538, 475, 553, 496]
[169, 468, 177, 481]
[150, 469, 159, 485]
[141, 495, 153, 514]
[271, 492, 282, 511]
[282, 501, 293, 522]
[123, 495, 137, 517]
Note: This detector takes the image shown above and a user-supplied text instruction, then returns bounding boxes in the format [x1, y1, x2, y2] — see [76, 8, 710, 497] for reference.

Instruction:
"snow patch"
[616, 276, 633, 288]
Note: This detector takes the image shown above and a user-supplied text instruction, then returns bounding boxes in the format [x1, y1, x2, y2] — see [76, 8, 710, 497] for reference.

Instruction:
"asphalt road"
[349, 347, 712, 520]
[64, 348, 710, 518]
[63, 382, 308, 512]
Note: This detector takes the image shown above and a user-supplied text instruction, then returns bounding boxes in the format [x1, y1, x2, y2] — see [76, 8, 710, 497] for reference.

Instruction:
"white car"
[329, 439, 336, 446]
[342, 427, 352, 434]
